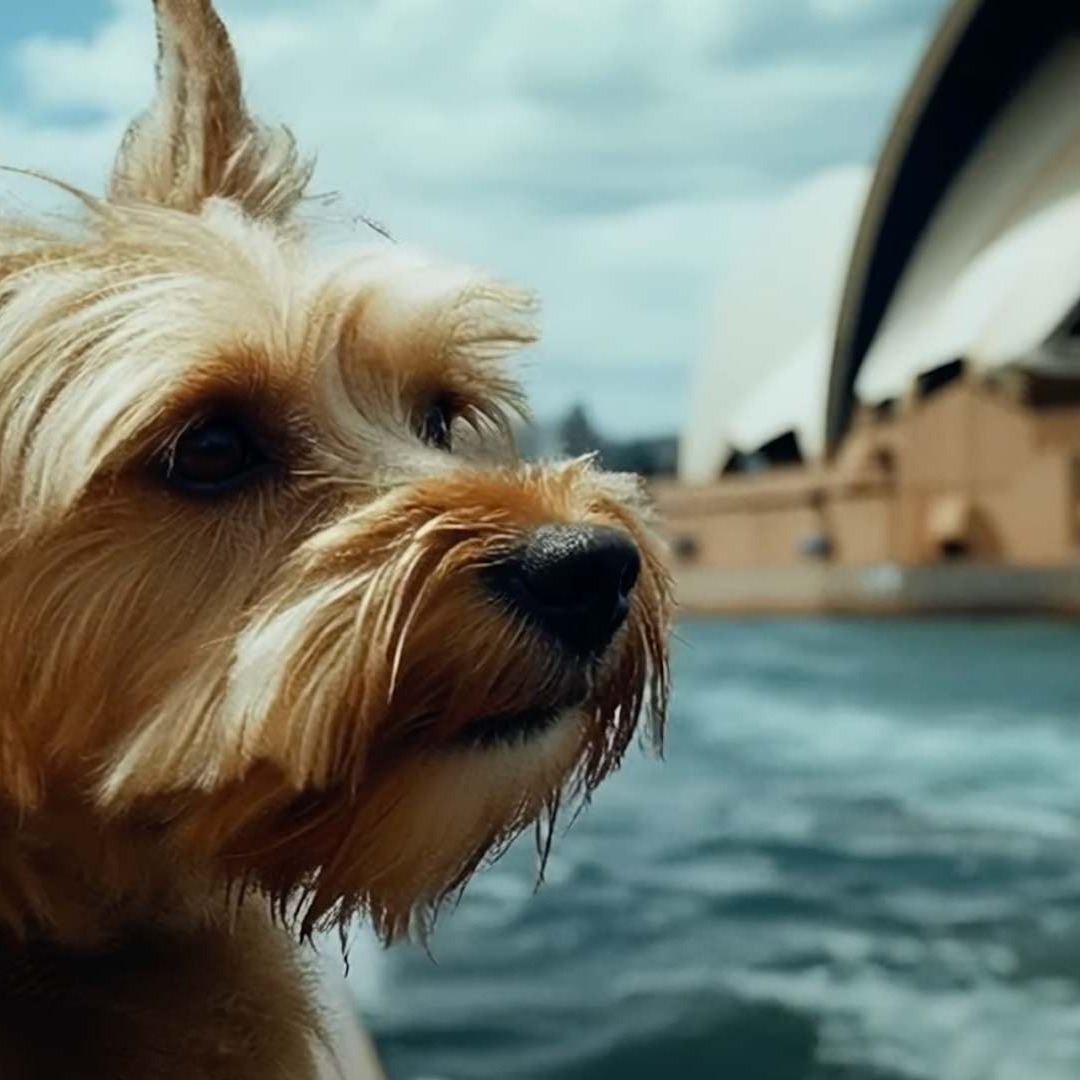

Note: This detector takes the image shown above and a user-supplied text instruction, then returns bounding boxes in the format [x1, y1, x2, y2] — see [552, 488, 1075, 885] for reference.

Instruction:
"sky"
[0, 0, 949, 439]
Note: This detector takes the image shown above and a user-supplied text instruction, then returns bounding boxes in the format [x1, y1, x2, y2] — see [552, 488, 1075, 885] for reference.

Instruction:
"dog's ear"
[108, 0, 313, 221]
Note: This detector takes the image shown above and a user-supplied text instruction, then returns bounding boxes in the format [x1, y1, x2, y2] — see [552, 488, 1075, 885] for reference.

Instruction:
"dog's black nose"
[487, 524, 641, 656]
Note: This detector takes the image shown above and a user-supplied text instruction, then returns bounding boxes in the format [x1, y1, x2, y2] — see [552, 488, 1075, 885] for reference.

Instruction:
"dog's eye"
[419, 398, 455, 452]
[166, 417, 268, 495]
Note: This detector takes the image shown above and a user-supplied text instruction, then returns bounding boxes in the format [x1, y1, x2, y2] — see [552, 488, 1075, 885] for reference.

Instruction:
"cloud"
[0, 0, 948, 437]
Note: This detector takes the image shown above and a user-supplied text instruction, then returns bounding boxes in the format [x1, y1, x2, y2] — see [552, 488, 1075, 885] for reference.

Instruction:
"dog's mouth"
[454, 675, 592, 750]
[455, 706, 572, 750]
[450, 656, 605, 752]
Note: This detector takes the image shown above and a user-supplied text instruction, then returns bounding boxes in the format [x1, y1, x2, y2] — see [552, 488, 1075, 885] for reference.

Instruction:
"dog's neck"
[0, 798, 216, 949]
[0, 798, 327, 1079]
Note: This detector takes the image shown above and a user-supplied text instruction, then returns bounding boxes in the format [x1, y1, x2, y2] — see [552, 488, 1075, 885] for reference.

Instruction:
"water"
[348, 618, 1080, 1080]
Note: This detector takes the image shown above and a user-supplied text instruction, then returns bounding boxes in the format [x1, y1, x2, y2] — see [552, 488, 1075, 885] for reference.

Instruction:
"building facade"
[667, 0, 1080, 614]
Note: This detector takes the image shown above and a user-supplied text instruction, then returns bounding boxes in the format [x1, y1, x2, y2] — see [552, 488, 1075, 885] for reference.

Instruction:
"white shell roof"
[856, 190, 1080, 402]
[681, 36, 1080, 483]
[855, 39, 1080, 404]
[678, 167, 870, 483]
[726, 328, 833, 461]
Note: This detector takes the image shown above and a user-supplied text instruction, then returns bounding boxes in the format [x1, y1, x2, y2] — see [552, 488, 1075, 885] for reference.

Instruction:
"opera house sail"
[664, 0, 1080, 614]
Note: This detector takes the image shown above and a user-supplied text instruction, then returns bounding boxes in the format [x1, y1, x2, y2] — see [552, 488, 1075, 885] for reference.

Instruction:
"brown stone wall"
[979, 453, 1075, 564]
[827, 495, 894, 564]
[664, 506, 825, 569]
[660, 381, 1080, 583]
[971, 390, 1033, 488]
[899, 383, 974, 490]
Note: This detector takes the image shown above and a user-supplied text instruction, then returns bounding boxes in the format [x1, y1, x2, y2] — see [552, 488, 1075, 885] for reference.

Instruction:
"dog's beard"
[77, 460, 673, 940]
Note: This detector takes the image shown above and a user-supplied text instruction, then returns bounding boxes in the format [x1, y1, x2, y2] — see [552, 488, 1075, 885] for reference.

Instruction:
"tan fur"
[0, 3, 673, 1077]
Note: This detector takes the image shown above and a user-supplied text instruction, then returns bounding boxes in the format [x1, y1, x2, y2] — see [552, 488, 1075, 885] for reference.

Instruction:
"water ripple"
[354, 618, 1080, 1080]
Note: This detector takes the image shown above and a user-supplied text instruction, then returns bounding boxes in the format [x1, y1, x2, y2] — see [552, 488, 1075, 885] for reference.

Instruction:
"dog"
[0, 1, 672, 1076]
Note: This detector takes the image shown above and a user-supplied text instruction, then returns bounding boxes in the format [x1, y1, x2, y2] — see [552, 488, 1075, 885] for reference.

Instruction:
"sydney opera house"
[662, 0, 1080, 614]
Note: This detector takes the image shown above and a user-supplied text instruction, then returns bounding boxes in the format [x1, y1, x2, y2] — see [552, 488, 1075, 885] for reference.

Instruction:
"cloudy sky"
[0, 0, 948, 438]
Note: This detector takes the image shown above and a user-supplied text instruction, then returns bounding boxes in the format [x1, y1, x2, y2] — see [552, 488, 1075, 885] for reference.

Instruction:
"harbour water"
[348, 618, 1080, 1080]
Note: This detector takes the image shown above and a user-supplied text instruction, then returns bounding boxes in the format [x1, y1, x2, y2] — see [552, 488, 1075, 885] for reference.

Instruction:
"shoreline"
[673, 562, 1080, 617]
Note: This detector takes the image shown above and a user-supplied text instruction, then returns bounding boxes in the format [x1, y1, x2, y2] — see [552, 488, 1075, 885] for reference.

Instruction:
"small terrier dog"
[0, 1, 672, 1076]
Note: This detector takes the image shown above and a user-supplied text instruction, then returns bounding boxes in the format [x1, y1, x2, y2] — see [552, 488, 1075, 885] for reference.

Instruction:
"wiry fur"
[0, 2, 672, 1077]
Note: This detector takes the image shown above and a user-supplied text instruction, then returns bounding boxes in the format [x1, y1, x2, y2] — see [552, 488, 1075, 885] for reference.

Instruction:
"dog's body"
[0, 2, 671, 1076]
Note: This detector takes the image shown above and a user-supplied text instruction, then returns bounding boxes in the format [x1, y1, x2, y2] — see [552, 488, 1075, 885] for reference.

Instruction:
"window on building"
[673, 536, 699, 563]
[916, 358, 965, 400]
[721, 451, 749, 475]
[1025, 370, 1080, 409]
[722, 449, 770, 475]
[758, 430, 804, 466]
[721, 430, 804, 475]
[940, 539, 970, 560]
[799, 533, 832, 561]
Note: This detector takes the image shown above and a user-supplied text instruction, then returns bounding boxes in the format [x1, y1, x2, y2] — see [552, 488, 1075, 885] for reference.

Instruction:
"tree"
[559, 403, 603, 458]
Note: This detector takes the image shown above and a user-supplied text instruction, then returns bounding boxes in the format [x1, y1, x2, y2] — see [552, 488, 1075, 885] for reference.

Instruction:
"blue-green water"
[349, 619, 1080, 1080]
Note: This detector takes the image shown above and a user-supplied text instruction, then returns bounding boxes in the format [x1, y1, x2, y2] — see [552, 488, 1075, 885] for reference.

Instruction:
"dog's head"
[0, 0, 672, 938]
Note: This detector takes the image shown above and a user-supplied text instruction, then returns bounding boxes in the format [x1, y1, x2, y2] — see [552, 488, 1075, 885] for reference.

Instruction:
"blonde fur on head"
[0, 1, 672, 1077]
